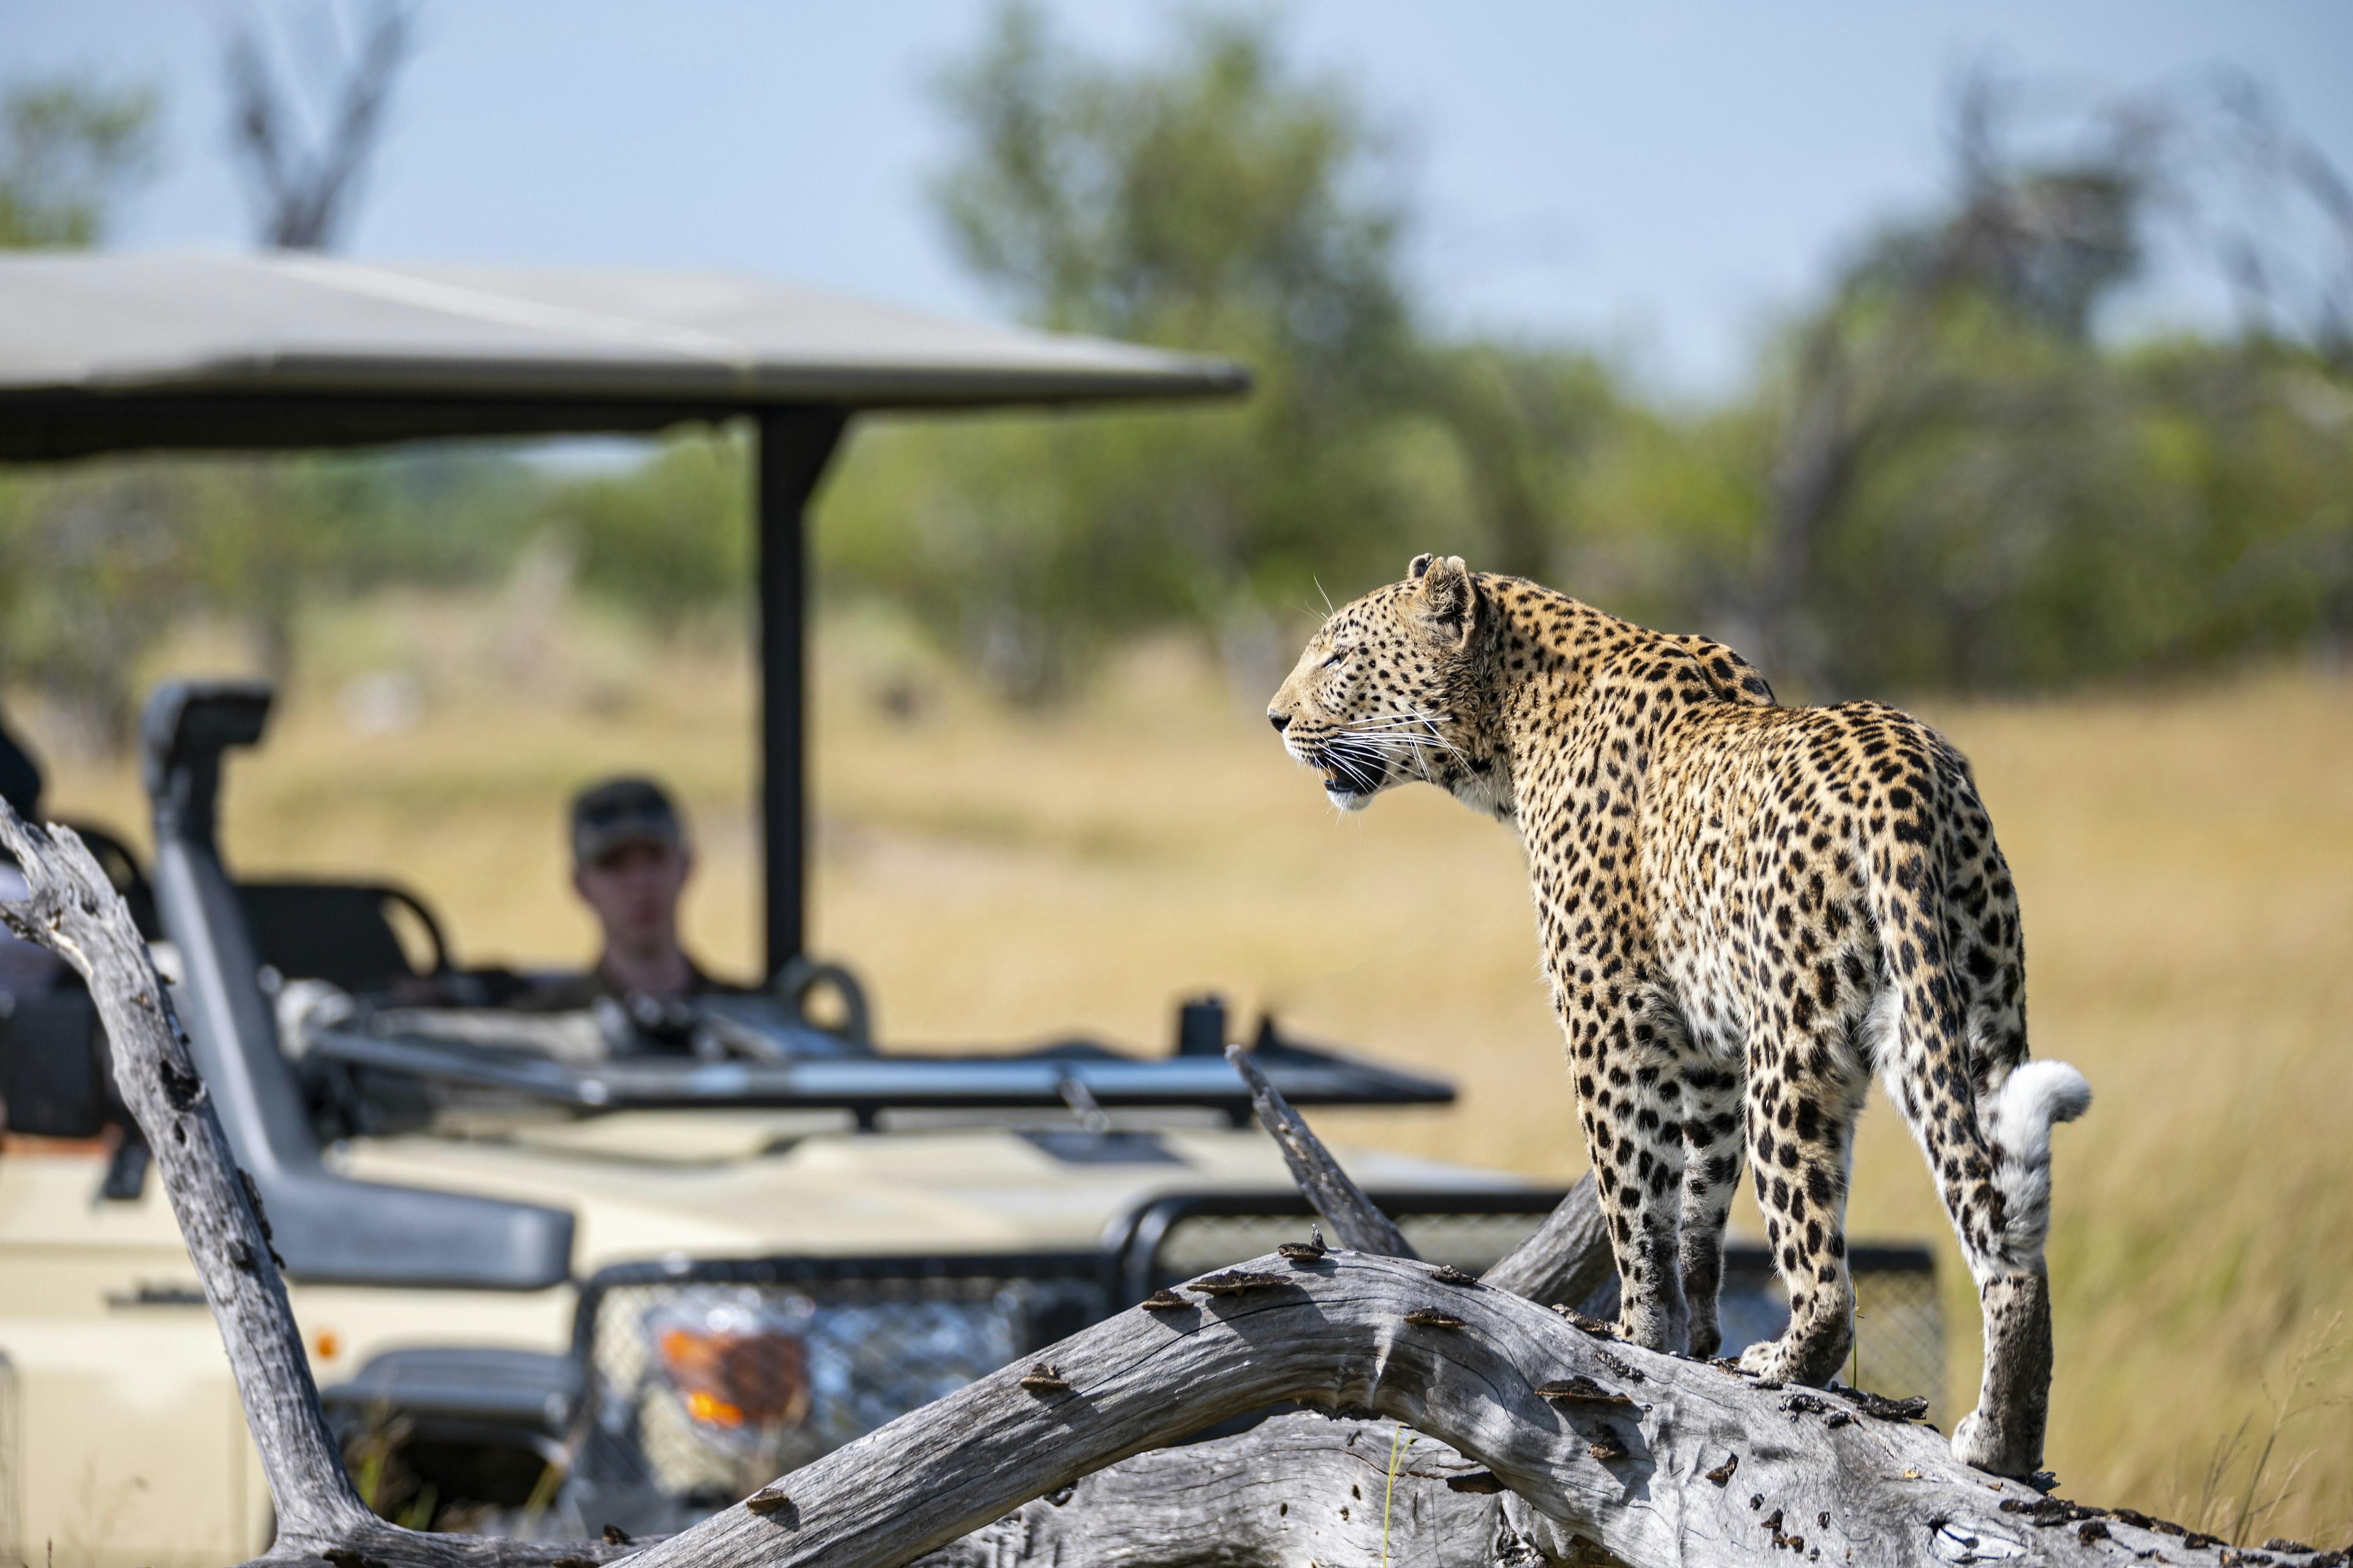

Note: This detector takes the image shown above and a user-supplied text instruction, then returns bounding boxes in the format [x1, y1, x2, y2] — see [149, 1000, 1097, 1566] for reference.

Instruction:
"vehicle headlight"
[642, 1288, 813, 1438]
[582, 1267, 1101, 1513]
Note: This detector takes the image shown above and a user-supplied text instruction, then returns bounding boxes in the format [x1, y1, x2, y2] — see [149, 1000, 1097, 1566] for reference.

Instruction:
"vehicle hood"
[335, 1112, 1531, 1273]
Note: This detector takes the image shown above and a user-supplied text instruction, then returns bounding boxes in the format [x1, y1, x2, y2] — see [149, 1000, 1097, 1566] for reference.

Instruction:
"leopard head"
[1266, 553, 1498, 812]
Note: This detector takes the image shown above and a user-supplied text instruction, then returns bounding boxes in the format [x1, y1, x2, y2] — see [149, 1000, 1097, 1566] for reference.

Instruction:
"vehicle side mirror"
[0, 988, 110, 1140]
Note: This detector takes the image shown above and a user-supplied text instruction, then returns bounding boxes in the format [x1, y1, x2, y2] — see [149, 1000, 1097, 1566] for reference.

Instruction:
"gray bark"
[616, 1241, 2321, 1568]
[2, 798, 2336, 1568]
[909, 1412, 1572, 1568]
[0, 809, 362, 1543]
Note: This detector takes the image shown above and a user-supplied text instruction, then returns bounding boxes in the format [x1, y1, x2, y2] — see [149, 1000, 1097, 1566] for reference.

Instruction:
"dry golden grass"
[29, 593, 2353, 1545]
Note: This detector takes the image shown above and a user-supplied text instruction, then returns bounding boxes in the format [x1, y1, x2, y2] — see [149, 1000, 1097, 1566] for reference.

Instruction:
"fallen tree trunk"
[909, 1411, 1552, 1568]
[2, 800, 2340, 1568]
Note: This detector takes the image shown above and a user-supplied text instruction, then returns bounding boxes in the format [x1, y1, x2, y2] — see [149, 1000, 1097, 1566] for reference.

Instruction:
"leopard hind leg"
[1861, 784, 2093, 1477]
[1877, 983, 2083, 1474]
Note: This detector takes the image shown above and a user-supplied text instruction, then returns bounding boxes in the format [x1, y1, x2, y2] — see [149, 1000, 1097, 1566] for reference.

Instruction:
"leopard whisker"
[1337, 716, 1467, 763]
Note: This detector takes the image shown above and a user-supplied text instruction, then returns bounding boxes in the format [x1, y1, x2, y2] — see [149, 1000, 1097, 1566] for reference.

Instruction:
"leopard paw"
[1952, 1407, 2039, 1478]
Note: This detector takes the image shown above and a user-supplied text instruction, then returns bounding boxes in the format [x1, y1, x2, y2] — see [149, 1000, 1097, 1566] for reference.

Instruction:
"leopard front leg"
[1674, 1058, 1745, 1360]
[1560, 987, 1693, 1354]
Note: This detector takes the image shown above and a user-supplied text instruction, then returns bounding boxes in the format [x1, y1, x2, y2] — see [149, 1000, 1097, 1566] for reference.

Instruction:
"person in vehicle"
[515, 776, 745, 1011]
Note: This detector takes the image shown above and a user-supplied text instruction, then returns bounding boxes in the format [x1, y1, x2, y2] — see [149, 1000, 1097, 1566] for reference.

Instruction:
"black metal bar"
[296, 1023, 1461, 1113]
[756, 409, 851, 979]
[0, 395, 752, 460]
[1102, 1189, 1572, 1306]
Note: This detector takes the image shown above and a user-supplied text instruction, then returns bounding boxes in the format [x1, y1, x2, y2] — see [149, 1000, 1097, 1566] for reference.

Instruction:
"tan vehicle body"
[0, 1109, 1517, 1567]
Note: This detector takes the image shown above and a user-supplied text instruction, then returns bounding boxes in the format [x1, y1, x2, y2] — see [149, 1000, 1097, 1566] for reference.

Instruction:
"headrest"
[140, 681, 273, 797]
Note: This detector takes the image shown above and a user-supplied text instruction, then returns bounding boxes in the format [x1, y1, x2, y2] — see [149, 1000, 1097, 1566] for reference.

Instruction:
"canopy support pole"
[756, 408, 851, 980]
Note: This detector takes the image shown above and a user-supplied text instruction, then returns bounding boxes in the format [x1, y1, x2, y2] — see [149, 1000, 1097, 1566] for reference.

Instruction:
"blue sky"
[7, 1, 2350, 396]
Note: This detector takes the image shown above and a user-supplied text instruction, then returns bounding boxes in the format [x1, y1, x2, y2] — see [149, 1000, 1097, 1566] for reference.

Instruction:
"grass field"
[29, 591, 2353, 1545]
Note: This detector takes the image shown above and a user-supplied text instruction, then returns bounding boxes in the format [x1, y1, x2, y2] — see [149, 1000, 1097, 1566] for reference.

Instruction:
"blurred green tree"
[816, 29, 2353, 703]
[7, 28, 2347, 740]
[1419, 342, 1623, 584]
[0, 56, 541, 751]
[0, 464, 189, 751]
[0, 75, 157, 247]
[0, 447, 541, 749]
[1741, 71, 2353, 695]
[539, 434, 752, 631]
[0, 75, 168, 748]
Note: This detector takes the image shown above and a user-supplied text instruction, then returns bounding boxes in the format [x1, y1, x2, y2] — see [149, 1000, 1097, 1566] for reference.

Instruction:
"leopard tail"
[1863, 806, 2088, 1275]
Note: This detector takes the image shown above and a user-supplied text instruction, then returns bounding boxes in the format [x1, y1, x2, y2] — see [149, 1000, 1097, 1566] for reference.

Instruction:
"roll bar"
[142, 680, 574, 1290]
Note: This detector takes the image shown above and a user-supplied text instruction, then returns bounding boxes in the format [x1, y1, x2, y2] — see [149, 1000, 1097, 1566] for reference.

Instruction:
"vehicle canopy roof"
[0, 251, 1246, 457]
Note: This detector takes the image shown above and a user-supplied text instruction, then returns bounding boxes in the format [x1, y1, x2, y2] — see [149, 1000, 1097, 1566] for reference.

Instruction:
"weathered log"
[907, 1412, 1559, 1568]
[611, 1239, 2341, 1568]
[6, 799, 2340, 1568]
[1, 809, 355, 1543]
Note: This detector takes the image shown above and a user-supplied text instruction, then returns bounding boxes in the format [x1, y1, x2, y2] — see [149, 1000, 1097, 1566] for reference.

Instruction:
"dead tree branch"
[0, 808, 358, 1543]
[603, 1244, 2317, 1568]
[1229, 1038, 1612, 1305]
[1227, 1040, 1416, 1256]
[225, 0, 414, 250]
[909, 1411, 1553, 1568]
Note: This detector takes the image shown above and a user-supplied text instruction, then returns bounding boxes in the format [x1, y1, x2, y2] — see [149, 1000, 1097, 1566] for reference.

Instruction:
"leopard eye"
[1322, 650, 1347, 670]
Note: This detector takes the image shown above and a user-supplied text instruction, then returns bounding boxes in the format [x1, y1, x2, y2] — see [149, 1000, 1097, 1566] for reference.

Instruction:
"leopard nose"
[1268, 710, 1290, 733]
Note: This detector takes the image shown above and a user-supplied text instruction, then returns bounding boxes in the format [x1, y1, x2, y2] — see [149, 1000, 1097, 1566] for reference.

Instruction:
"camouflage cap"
[570, 776, 684, 866]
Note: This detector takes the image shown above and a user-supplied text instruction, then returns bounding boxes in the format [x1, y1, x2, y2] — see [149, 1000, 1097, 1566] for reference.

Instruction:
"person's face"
[573, 839, 691, 954]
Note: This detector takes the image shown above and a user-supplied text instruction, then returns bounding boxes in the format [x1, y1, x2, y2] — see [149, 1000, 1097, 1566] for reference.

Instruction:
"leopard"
[1266, 553, 2091, 1478]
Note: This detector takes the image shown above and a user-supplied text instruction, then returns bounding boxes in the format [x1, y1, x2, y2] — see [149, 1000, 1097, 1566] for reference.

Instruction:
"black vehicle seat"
[143, 680, 574, 1292]
[238, 880, 447, 994]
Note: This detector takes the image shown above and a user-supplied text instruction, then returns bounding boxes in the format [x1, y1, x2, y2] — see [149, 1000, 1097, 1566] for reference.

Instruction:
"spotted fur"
[1267, 555, 2091, 1477]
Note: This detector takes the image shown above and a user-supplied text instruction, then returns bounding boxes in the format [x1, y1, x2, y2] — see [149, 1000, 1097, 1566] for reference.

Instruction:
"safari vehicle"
[0, 256, 1939, 1564]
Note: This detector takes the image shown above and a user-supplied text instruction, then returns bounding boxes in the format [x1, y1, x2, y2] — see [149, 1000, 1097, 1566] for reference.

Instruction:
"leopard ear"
[1408, 553, 1436, 580]
[1412, 555, 1478, 645]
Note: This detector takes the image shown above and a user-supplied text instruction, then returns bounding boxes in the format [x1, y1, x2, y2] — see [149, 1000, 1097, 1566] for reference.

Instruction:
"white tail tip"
[1992, 1060, 2091, 1167]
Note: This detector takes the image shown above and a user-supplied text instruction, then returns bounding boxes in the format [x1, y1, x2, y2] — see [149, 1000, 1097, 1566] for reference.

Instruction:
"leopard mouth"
[1317, 740, 1389, 801]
